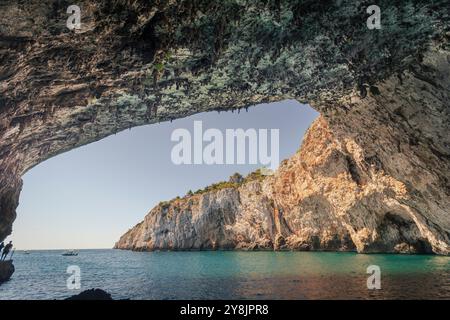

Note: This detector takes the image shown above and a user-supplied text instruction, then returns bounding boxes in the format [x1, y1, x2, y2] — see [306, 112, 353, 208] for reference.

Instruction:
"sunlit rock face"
[0, 1, 449, 253]
[116, 118, 358, 252]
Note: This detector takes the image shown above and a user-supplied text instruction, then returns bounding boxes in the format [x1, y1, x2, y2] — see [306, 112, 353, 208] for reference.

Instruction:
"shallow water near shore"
[0, 249, 448, 300]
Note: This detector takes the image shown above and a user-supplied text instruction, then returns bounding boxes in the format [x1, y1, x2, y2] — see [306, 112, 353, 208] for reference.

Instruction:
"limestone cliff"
[115, 116, 449, 254]
[1, 1, 449, 254]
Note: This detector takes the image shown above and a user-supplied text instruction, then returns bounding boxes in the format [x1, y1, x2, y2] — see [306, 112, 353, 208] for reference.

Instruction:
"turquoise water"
[0, 250, 448, 299]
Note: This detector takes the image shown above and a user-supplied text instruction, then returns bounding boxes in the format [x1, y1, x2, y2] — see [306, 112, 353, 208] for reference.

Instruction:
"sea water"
[0, 250, 448, 300]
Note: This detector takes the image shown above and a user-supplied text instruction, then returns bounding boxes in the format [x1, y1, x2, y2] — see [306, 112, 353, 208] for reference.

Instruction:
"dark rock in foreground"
[0, 260, 14, 283]
[66, 288, 113, 300]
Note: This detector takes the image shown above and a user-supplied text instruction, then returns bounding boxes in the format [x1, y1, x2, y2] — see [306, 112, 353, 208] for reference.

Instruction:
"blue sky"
[12, 100, 318, 249]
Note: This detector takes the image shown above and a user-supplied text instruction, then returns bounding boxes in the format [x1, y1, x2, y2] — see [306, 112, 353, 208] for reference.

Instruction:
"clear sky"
[11, 100, 318, 250]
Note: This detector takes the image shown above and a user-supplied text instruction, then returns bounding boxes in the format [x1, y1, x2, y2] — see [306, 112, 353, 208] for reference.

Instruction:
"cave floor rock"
[0, 260, 15, 284]
[0, 1, 449, 254]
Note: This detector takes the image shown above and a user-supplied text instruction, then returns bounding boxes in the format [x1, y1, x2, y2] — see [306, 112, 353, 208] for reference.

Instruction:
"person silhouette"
[1, 241, 12, 261]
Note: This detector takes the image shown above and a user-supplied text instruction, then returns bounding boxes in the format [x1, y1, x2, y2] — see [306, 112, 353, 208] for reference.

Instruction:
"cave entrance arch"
[0, 1, 449, 254]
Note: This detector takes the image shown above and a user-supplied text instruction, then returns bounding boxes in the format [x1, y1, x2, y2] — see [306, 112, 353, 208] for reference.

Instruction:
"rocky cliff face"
[1, 1, 449, 253]
[116, 111, 449, 254]
[116, 118, 355, 252]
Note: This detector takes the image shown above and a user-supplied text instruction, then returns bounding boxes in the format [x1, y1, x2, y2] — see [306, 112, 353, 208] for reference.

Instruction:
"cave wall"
[0, 0, 449, 252]
[320, 47, 450, 254]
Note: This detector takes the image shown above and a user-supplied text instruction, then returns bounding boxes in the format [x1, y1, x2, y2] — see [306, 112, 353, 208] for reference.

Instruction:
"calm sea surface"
[0, 249, 448, 300]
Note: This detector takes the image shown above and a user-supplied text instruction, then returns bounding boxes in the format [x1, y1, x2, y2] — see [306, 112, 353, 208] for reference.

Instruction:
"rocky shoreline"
[116, 114, 449, 255]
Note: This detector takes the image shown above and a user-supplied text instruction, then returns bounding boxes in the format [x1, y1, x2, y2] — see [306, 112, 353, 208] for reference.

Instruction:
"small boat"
[62, 250, 78, 256]
[23, 250, 30, 254]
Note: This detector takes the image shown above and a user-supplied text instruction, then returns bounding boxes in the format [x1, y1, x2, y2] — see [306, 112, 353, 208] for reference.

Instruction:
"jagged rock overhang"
[0, 1, 449, 252]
